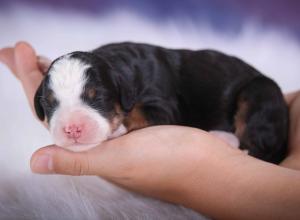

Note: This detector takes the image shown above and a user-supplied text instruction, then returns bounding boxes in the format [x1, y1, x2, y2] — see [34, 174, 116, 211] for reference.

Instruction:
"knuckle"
[72, 157, 83, 175]
[52, 152, 90, 176]
[71, 154, 90, 176]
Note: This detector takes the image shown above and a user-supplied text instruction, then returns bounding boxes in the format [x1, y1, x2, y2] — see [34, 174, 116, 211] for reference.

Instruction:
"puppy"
[35, 42, 289, 163]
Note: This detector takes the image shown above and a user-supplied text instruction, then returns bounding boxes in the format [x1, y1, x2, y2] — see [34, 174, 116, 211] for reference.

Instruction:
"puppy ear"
[119, 85, 134, 112]
[118, 76, 135, 113]
[34, 82, 45, 121]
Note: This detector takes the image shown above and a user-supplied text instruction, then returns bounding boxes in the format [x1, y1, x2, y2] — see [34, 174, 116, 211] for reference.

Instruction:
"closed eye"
[46, 92, 55, 104]
[40, 91, 57, 108]
[86, 88, 97, 100]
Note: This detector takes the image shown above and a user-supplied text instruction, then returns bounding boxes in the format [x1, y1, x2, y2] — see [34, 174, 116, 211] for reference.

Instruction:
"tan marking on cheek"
[110, 103, 124, 132]
[234, 100, 248, 139]
[124, 104, 149, 131]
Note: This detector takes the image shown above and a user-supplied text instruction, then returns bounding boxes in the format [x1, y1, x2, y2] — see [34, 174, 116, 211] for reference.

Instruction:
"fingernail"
[31, 154, 53, 174]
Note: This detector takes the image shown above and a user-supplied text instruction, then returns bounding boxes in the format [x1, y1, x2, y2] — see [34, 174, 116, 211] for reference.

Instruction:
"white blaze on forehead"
[46, 55, 113, 151]
[49, 56, 90, 104]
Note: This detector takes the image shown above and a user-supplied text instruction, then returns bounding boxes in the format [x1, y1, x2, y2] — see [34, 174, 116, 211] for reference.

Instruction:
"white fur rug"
[0, 5, 299, 219]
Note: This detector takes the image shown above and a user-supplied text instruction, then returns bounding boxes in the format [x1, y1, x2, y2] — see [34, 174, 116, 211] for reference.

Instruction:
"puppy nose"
[64, 124, 83, 139]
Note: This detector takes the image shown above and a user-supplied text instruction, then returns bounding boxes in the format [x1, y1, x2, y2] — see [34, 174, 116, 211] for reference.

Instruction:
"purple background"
[1, 0, 300, 39]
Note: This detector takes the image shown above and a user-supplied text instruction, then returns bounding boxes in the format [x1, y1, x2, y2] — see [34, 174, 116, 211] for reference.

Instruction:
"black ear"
[119, 82, 135, 112]
[34, 82, 45, 121]
[118, 76, 135, 113]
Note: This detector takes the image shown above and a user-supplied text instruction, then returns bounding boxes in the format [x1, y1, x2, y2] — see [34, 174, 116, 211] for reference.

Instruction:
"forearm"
[107, 132, 300, 220]
[178, 154, 300, 220]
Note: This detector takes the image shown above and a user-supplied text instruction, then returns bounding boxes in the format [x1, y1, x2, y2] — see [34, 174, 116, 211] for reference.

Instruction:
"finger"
[285, 91, 300, 106]
[0, 47, 18, 77]
[14, 41, 44, 112]
[37, 55, 52, 75]
[31, 146, 92, 175]
[30, 144, 118, 176]
[30, 138, 135, 177]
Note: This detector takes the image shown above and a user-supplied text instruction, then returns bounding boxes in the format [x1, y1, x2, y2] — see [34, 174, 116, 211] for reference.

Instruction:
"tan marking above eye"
[47, 92, 55, 104]
[86, 88, 97, 99]
[110, 103, 124, 132]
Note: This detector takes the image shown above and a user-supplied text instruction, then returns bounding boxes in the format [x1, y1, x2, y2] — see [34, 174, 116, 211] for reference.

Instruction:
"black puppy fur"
[35, 42, 289, 164]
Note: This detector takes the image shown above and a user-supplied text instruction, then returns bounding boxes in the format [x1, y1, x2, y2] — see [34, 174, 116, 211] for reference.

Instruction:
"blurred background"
[0, 0, 300, 172]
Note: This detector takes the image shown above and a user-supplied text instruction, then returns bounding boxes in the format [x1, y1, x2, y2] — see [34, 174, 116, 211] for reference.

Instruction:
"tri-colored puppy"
[34, 42, 289, 163]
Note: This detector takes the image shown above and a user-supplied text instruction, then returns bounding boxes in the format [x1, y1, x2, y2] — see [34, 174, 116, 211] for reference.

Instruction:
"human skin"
[1, 42, 300, 220]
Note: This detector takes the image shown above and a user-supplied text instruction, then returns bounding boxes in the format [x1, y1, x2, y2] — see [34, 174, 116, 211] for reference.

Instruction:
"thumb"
[31, 146, 94, 176]
[0, 47, 17, 76]
[14, 42, 44, 113]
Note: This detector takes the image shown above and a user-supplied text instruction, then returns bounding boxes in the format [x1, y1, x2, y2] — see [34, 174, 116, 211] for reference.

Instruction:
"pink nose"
[64, 124, 83, 139]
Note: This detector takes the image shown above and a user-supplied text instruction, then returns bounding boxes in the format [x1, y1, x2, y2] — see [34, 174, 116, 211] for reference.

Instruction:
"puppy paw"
[209, 130, 240, 148]
[109, 124, 128, 139]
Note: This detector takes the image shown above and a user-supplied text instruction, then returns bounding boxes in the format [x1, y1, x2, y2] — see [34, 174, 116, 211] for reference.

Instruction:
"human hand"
[28, 122, 300, 220]
[281, 91, 300, 169]
[0, 42, 49, 127]
[30, 125, 249, 218]
[285, 91, 300, 153]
